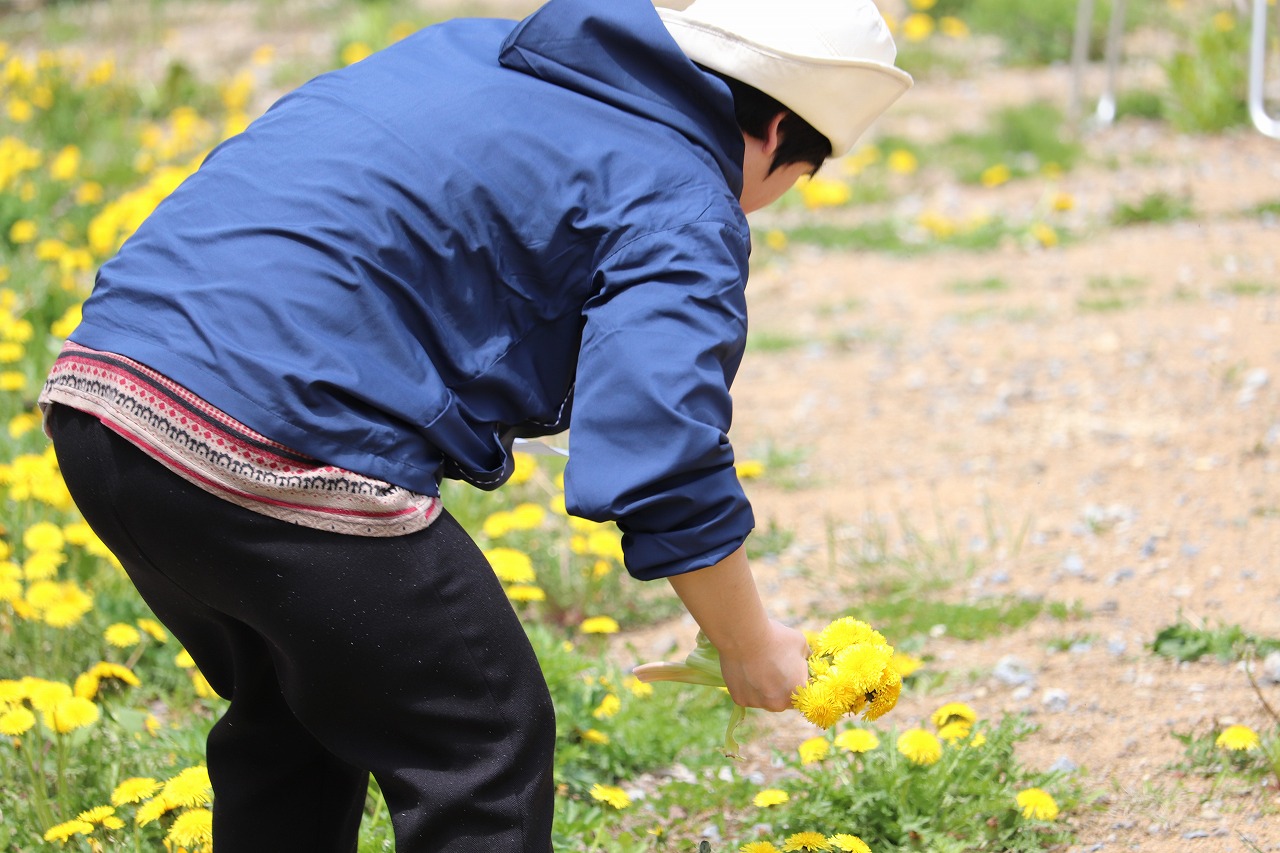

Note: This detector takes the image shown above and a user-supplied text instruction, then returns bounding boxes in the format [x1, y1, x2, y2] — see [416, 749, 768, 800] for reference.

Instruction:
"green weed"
[1151, 621, 1280, 663]
[1164, 9, 1251, 133]
[1110, 191, 1193, 226]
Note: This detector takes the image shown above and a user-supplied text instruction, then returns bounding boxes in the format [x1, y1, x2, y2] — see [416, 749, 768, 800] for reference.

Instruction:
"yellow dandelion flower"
[191, 669, 217, 698]
[1212, 10, 1235, 31]
[736, 459, 766, 479]
[166, 808, 213, 847]
[623, 675, 653, 698]
[812, 617, 885, 655]
[591, 559, 612, 579]
[137, 618, 169, 642]
[102, 816, 125, 830]
[9, 411, 38, 437]
[505, 584, 546, 602]
[753, 788, 789, 807]
[831, 643, 894, 695]
[740, 843, 782, 853]
[1015, 788, 1059, 820]
[49, 145, 81, 182]
[592, 693, 621, 720]
[43, 819, 94, 842]
[135, 796, 171, 826]
[23, 550, 65, 580]
[834, 728, 879, 753]
[764, 230, 788, 252]
[783, 831, 833, 852]
[76, 805, 115, 824]
[160, 765, 212, 808]
[938, 721, 973, 744]
[44, 695, 99, 733]
[910, 0, 937, 9]
[889, 652, 923, 678]
[1030, 223, 1059, 248]
[798, 736, 830, 765]
[74, 672, 101, 700]
[105, 622, 143, 648]
[483, 547, 535, 584]
[792, 678, 845, 729]
[75, 182, 104, 205]
[828, 835, 871, 853]
[864, 668, 902, 721]
[796, 175, 851, 209]
[482, 511, 514, 538]
[581, 728, 610, 744]
[931, 702, 978, 729]
[580, 615, 619, 635]
[940, 16, 970, 38]
[589, 783, 631, 809]
[340, 41, 373, 66]
[88, 661, 141, 687]
[507, 451, 538, 484]
[0, 706, 36, 736]
[145, 714, 162, 736]
[1051, 191, 1075, 212]
[175, 649, 196, 668]
[24, 677, 72, 711]
[902, 13, 935, 42]
[508, 502, 546, 531]
[896, 729, 942, 765]
[981, 163, 1011, 187]
[8, 219, 37, 244]
[112, 777, 161, 805]
[0, 679, 24, 704]
[1216, 725, 1260, 751]
[23, 517, 64, 550]
[41, 583, 94, 627]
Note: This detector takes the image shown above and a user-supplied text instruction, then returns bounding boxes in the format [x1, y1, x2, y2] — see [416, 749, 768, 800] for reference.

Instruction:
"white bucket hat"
[656, 0, 913, 156]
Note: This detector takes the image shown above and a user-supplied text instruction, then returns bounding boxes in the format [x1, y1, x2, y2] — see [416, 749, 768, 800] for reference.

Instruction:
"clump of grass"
[948, 275, 1010, 295]
[1077, 274, 1148, 312]
[1110, 191, 1194, 226]
[1151, 620, 1280, 663]
[1163, 9, 1251, 133]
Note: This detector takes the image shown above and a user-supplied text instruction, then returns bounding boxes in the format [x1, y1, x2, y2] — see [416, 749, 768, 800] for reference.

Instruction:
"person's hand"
[715, 618, 809, 712]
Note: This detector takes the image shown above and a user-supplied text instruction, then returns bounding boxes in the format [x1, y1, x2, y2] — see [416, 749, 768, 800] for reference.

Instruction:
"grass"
[936, 101, 1083, 184]
[1110, 191, 1194, 227]
[947, 275, 1010, 295]
[1150, 620, 1280, 663]
[1077, 274, 1148, 313]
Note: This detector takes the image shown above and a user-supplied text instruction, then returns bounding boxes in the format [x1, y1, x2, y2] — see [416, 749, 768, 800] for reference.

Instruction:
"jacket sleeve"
[564, 219, 755, 581]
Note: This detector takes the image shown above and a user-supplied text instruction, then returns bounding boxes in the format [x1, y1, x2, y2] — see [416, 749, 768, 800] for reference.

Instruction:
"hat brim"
[659, 11, 913, 156]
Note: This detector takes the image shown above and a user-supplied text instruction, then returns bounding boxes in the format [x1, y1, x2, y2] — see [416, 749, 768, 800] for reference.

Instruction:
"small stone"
[1012, 685, 1035, 701]
[1061, 553, 1086, 575]
[1182, 830, 1210, 839]
[700, 825, 721, 842]
[1048, 755, 1079, 773]
[1069, 640, 1094, 655]
[1108, 637, 1128, 656]
[1042, 688, 1070, 712]
[1261, 652, 1280, 685]
[993, 656, 1036, 686]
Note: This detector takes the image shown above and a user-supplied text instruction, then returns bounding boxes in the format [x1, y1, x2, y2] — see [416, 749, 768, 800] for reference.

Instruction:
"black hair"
[703, 67, 833, 174]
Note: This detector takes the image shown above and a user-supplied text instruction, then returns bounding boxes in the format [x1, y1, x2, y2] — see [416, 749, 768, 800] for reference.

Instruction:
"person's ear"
[762, 112, 787, 157]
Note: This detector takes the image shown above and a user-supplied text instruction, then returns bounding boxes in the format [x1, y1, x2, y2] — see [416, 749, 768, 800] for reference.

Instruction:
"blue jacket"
[70, 0, 755, 581]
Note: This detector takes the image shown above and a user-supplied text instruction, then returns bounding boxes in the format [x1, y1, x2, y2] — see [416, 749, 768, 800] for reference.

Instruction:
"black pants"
[47, 405, 555, 852]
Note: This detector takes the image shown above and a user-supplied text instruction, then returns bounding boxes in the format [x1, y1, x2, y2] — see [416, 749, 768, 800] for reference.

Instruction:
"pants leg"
[47, 405, 555, 853]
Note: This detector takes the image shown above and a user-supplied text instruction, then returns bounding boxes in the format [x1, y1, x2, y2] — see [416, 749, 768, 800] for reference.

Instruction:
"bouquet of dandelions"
[632, 616, 902, 757]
